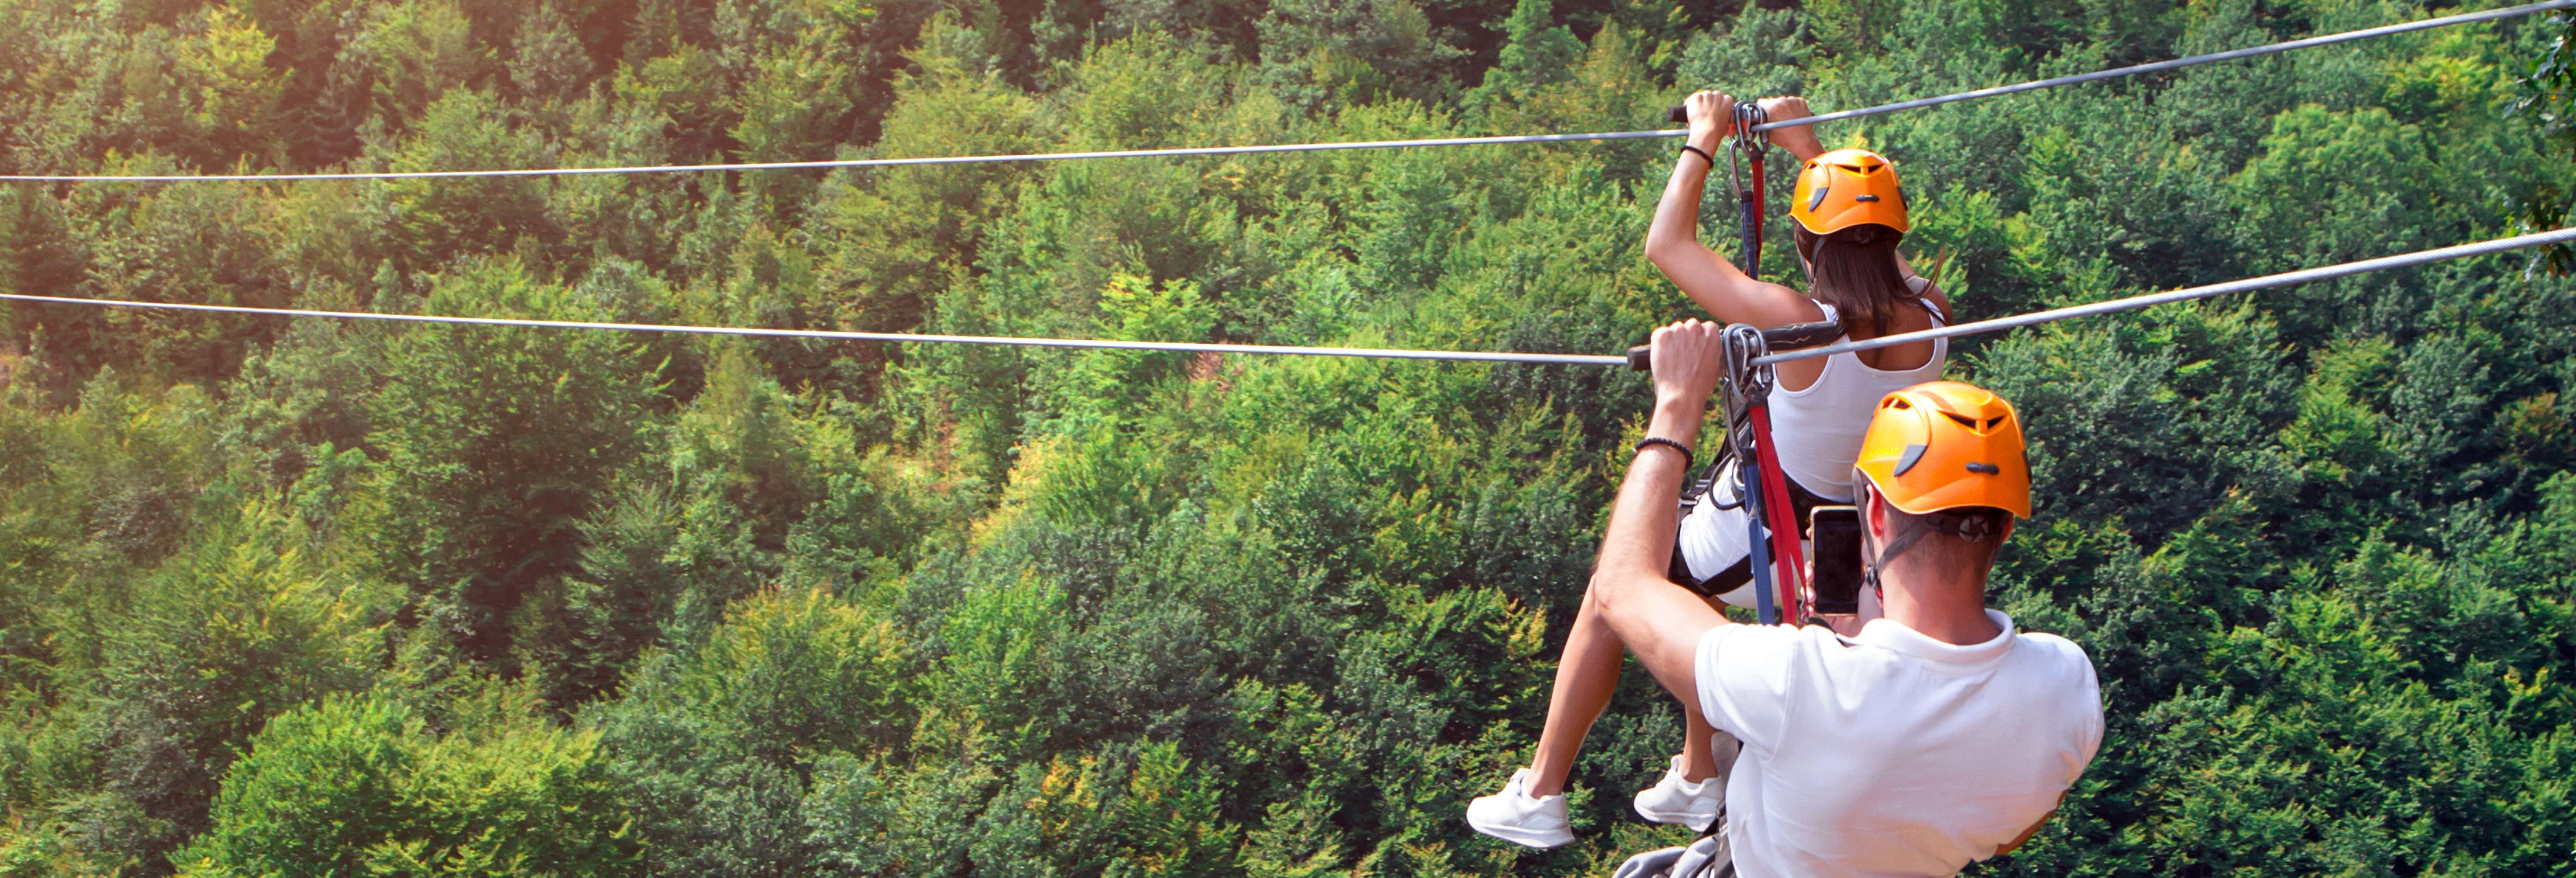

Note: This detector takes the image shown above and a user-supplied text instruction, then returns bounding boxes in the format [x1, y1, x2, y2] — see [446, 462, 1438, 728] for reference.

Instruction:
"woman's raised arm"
[1758, 97, 1829, 162]
[1644, 91, 1821, 329]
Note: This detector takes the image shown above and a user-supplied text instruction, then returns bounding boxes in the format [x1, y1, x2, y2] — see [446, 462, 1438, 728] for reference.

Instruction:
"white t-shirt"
[1693, 610, 2103, 878]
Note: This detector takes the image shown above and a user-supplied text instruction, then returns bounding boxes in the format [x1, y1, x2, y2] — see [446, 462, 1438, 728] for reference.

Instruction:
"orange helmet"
[1790, 147, 1909, 235]
[1852, 381, 2030, 518]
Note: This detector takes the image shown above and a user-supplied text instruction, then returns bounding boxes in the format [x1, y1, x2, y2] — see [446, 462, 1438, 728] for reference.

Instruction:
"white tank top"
[1767, 284, 1947, 502]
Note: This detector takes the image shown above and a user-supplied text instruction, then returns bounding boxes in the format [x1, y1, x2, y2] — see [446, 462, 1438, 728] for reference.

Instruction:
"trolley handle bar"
[1626, 321, 1843, 371]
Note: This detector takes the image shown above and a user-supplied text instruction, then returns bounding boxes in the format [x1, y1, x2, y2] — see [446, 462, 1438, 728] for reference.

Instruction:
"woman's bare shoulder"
[1702, 276, 1829, 329]
[1908, 274, 1955, 321]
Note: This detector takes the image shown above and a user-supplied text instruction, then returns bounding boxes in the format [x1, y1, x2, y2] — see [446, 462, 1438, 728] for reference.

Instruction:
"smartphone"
[1808, 506, 1863, 615]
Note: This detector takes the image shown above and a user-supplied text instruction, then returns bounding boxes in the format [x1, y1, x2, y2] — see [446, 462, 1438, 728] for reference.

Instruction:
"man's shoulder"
[1697, 622, 1850, 685]
[2013, 628, 2086, 655]
[2011, 629, 2099, 675]
[1705, 621, 1850, 655]
[2006, 629, 2106, 731]
[1707, 620, 1822, 644]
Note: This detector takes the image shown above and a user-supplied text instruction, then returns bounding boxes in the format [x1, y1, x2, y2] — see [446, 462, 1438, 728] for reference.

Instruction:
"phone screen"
[1809, 506, 1863, 615]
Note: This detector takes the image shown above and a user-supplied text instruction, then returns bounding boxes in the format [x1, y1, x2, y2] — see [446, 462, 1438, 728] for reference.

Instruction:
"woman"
[1466, 91, 1954, 848]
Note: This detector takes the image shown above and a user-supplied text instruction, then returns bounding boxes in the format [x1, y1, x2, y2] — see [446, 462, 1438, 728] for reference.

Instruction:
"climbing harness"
[1611, 828, 1733, 878]
[1721, 324, 1808, 624]
[1651, 321, 1840, 624]
[1721, 323, 1824, 623]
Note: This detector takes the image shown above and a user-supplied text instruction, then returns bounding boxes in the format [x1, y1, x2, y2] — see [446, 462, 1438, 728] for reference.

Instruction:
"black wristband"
[1679, 145, 1716, 167]
[1634, 436, 1694, 472]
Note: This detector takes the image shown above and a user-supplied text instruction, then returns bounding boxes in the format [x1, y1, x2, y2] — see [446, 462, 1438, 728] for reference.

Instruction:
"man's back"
[1695, 610, 2103, 878]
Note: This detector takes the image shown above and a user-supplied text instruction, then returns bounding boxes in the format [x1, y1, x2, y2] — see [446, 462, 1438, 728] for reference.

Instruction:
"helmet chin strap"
[1859, 517, 1907, 605]
[1858, 493, 1892, 604]
[1859, 496, 2001, 601]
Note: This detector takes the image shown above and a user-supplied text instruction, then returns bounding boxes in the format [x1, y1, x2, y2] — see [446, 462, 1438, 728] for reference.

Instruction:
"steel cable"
[1745, 0, 2576, 133]
[1, 229, 2566, 368]
[0, 295, 1632, 366]
[1, 0, 2564, 184]
[1752, 227, 2576, 365]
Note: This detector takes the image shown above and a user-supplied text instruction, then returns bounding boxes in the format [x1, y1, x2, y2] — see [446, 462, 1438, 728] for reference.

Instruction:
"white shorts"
[1675, 460, 1850, 610]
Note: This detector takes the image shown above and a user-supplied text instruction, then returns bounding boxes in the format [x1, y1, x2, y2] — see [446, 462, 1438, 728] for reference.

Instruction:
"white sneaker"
[1465, 768, 1574, 848]
[1631, 754, 1724, 831]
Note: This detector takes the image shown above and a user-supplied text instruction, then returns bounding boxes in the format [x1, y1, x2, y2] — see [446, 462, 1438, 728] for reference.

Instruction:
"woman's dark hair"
[1794, 224, 1921, 339]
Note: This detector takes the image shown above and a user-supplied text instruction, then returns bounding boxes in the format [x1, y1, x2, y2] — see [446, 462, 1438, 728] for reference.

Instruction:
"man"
[1591, 320, 2103, 877]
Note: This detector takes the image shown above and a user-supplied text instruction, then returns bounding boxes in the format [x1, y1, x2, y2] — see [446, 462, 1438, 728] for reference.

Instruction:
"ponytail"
[1795, 224, 1917, 338]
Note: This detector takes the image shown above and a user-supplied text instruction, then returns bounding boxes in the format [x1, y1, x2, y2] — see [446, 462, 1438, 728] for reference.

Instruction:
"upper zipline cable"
[1742, 0, 2576, 134]
[2, 0, 2566, 184]
[4, 228, 2569, 365]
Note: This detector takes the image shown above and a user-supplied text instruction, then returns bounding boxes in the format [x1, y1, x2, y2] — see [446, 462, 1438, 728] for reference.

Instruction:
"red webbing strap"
[1746, 404, 1807, 621]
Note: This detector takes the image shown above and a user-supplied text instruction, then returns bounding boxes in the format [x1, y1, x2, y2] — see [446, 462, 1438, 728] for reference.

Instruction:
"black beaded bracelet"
[1679, 145, 1716, 167]
[1633, 436, 1694, 472]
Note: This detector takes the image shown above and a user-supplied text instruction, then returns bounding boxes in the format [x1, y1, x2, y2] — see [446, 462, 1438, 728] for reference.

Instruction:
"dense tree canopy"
[0, 0, 2572, 874]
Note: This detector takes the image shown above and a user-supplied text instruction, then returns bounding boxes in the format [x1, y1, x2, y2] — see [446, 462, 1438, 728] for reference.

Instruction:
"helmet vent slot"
[1942, 412, 1979, 429]
[1892, 443, 1929, 476]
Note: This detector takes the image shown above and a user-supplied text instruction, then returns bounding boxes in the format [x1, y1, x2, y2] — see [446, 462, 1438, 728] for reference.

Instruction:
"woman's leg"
[1669, 613, 1731, 782]
[1524, 579, 1626, 798]
[1674, 473, 1830, 782]
[1679, 663, 1726, 782]
[1671, 490, 1759, 785]
[1532, 582, 1733, 793]
[1527, 488, 1754, 796]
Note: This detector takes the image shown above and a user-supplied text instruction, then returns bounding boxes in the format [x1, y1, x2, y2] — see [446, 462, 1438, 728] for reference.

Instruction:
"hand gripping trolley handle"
[1628, 323, 1826, 625]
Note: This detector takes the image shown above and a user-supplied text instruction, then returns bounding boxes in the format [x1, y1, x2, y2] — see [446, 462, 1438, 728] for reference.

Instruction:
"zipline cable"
[1751, 226, 2576, 366]
[4, 228, 2568, 367]
[0, 294, 1633, 366]
[3, 0, 2564, 184]
[1744, 0, 2576, 134]
[0, 129, 1689, 184]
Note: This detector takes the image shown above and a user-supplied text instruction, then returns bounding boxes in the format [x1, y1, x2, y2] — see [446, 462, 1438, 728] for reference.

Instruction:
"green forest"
[0, 0, 2571, 873]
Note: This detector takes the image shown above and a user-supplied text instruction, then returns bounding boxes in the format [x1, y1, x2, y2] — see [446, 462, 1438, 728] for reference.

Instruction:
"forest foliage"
[0, 0, 2572, 874]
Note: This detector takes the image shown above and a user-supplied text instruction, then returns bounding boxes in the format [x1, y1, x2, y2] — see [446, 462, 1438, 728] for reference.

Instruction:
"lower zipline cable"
[1752, 226, 2576, 365]
[0, 295, 1632, 366]
[1, 0, 2564, 184]
[1, 228, 2567, 367]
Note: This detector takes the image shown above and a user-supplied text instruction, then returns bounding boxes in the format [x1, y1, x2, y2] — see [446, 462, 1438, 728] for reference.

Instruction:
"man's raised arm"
[1586, 321, 1738, 702]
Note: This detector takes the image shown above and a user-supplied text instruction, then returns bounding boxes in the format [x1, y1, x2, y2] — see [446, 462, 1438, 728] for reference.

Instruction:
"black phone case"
[1810, 507, 1864, 614]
